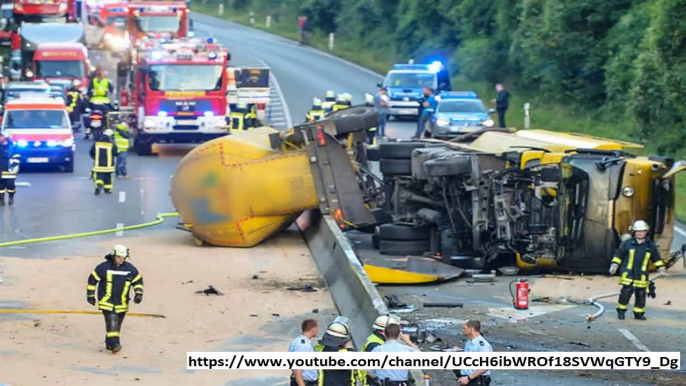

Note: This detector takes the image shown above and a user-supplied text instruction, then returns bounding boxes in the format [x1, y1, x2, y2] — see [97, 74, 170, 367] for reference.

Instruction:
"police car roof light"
[428, 61, 444, 73]
[392, 64, 430, 71]
[440, 91, 478, 99]
[207, 37, 214, 44]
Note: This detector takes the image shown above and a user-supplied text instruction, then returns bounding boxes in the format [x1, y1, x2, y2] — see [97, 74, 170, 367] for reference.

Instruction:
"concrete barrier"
[300, 210, 425, 382]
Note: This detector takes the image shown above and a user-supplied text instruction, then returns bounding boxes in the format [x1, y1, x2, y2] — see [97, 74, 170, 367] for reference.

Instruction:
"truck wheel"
[135, 139, 152, 156]
[379, 142, 431, 159]
[62, 159, 74, 173]
[372, 233, 380, 249]
[366, 146, 381, 161]
[380, 159, 412, 176]
[378, 223, 430, 241]
[325, 106, 381, 135]
[379, 240, 430, 256]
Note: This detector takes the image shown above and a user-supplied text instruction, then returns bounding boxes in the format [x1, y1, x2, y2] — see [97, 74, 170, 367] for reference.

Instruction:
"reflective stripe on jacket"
[114, 128, 130, 152]
[87, 260, 144, 313]
[611, 237, 665, 288]
[90, 141, 118, 172]
[306, 109, 325, 122]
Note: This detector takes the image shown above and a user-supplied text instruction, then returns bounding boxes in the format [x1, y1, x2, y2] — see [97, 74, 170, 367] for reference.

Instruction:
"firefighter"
[114, 122, 131, 179]
[229, 102, 249, 134]
[0, 132, 19, 206]
[89, 129, 118, 195]
[88, 67, 114, 112]
[245, 103, 258, 128]
[322, 90, 336, 112]
[305, 97, 325, 122]
[609, 220, 666, 320]
[360, 315, 400, 385]
[66, 79, 83, 132]
[86, 244, 144, 353]
[332, 93, 352, 112]
[363, 93, 378, 145]
[315, 317, 363, 386]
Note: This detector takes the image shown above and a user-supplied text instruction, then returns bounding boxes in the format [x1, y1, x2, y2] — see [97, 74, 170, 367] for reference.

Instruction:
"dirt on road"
[0, 229, 333, 385]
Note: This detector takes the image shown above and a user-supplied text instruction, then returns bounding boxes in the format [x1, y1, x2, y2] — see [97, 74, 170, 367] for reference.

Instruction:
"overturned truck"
[170, 106, 685, 274]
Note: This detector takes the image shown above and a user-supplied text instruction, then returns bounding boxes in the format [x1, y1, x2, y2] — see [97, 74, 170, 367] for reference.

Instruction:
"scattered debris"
[664, 301, 671, 306]
[569, 341, 590, 348]
[249, 314, 258, 317]
[287, 283, 317, 292]
[195, 286, 223, 295]
[312, 309, 319, 313]
[33, 320, 41, 327]
[430, 345, 462, 352]
[272, 313, 280, 317]
[498, 266, 519, 276]
[542, 275, 574, 280]
[532, 297, 550, 303]
[424, 333, 441, 343]
[389, 304, 417, 313]
[384, 295, 407, 308]
[472, 273, 495, 282]
[181, 280, 194, 285]
[0, 276, 3, 284]
[251, 275, 259, 280]
[423, 302, 464, 308]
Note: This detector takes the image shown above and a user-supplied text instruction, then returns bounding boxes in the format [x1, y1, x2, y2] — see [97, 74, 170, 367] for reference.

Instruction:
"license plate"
[399, 109, 416, 115]
[176, 120, 197, 126]
[92, 120, 102, 127]
[27, 157, 49, 163]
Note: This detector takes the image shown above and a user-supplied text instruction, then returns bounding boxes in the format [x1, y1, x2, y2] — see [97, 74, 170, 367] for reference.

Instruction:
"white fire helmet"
[364, 93, 374, 105]
[325, 90, 335, 99]
[112, 244, 128, 258]
[373, 315, 400, 331]
[313, 97, 322, 107]
[72, 79, 81, 88]
[631, 220, 649, 232]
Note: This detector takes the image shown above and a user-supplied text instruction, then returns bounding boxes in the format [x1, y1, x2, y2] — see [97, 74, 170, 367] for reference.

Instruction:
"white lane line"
[116, 223, 124, 237]
[118, 191, 126, 203]
[15, 182, 31, 187]
[618, 328, 651, 352]
[675, 226, 686, 237]
[269, 74, 292, 128]
[140, 188, 145, 216]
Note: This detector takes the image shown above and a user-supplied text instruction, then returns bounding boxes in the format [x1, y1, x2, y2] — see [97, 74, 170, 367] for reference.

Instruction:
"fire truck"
[127, 0, 188, 42]
[125, 37, 230, 155]
[12, 0, 71, 24]
[98, 2, 128, 53]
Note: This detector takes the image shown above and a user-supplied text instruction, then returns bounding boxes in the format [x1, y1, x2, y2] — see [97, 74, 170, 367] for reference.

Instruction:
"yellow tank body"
[170, 127, 319, 247]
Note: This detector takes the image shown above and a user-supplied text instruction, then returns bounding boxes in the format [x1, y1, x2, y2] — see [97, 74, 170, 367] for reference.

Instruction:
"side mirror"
[487, 108, 496, 114]
[376, 81, 382, 88]
[439, 82, 447, 90]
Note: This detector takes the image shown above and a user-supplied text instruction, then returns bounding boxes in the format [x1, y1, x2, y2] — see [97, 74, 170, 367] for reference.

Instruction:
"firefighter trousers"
[103, 310, 126, 349]
[618, 285, 647, 315]
[94, 172, 113, 192]
[0, 178, 16, 195]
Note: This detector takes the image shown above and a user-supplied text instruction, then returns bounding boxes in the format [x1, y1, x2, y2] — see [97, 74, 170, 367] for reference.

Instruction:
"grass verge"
[194, 3, 686, 224]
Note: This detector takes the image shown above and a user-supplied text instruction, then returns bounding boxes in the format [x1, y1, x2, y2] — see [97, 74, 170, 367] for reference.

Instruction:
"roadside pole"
[524, 102, 531, 129]
[328, 33, 334, 51]
[218, 3, 223, 15]
[266, 15, 271, 28]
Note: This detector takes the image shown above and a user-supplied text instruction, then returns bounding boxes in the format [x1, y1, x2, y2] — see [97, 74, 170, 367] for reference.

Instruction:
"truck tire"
[62, 159, 74, 173]
[380, 159, 412, 176]
[325, 106, 381, 135]
[379, 240, 430, 256]
[135, 139, 153, 156]
[378, 223, 430, 241]
[366, 146, 381, 161]
[379, 142, 430, 159]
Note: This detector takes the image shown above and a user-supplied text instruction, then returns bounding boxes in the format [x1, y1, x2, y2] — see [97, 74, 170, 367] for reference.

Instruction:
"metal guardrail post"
[328, 33, 334, 51]
[218, 3, 223, 15]
[266, 15, 271, 28]
[524, 102, 531, 129]
[249, 11, 255, 24]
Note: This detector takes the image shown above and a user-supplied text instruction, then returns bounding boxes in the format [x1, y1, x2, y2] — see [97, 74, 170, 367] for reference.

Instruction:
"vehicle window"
[6, 87, 50, 98]
[437, 100, 486, 113]
[383, 72, 436, 89]
[106, 15, 127, 31]
[148, 64, 223, 91]
[35, 60, 86, 78]
[4, 110, 68, 129]
[134, 15, 180, 33]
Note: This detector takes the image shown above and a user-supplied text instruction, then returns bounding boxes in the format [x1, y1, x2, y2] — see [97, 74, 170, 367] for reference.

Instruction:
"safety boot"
[634, 313, 647, 321]
[617, 310, 626, 320]
[95, 186, 102, 195]
[104, 188, 112, 194]
[111, 344, 122, 353]
[8, 195, 13, 205]
[0, 194, 4, 206]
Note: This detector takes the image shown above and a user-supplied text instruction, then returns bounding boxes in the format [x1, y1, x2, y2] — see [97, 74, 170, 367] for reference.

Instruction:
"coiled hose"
[586, 273, 666, 322]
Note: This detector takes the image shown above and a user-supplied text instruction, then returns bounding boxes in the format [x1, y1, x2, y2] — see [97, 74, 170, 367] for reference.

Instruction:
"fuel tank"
[170, 126, 319, 247]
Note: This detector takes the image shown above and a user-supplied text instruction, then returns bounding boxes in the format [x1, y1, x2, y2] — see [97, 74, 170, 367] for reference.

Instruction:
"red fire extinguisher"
[120, 89, 130, 107]
[510, 279, 530, 310]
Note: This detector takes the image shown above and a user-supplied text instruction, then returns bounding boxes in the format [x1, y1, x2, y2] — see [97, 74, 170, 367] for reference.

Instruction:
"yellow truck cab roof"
[466, 129, 643, 154]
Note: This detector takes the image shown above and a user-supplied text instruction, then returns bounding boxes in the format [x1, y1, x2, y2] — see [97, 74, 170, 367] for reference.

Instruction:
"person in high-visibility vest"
[114, 122, 131, 179]
[66, 79, 83, 131]
[0, 132, 19, 206]
[245, 103, 258, 128]
[314, 317, 365, 386]
[229, 102, 249, 134]
[305, 98, 325, 122]
[332, 93, 352, 112]
[363, 93, 378, 146]
[322, 90, 336, 112]
[89, 129, 118, 195]
[88, 67, 114, 111]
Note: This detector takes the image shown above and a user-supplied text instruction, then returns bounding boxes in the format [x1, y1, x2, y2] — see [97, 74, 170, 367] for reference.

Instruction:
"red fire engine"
[99, 2, 129, 53]
[12, 0, 71, 24]
[126, 37, 230, 155]
[127, 0, 188, 44]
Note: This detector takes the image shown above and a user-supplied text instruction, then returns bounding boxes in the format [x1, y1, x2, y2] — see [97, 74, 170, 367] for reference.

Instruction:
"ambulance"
[0, 94, 75, 172]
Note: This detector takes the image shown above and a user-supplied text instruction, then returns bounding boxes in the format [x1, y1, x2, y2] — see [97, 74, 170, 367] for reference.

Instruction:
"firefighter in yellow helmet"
[86, 244, 144, 353]
[322, 90, 336, 112]
[363, 93, 378, 145]
[332, 93, 352, 112]
[609, 220, 666, 320]
[306, 97, 325, 122]
[89, 129, 118, 195]
[65, 79, 84, 131]
[0, 132, 19, 206]
[315, 316, 363, 386]
[114, 122, 131, 179]
[229, 102, 249, 134]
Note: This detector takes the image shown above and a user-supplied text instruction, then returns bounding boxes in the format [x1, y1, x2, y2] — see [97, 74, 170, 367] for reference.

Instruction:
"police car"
[0, 94, 75, 172]
[377, 61, 451, 119]
[423, 91, 496, 139]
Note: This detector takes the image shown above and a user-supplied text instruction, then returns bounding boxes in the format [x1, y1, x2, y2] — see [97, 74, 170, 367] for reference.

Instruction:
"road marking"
[15, 182, 31, 187]
[675, 226, 686, 237]
[118, 191, 126, 203]
[618, 328, 651, 352]
[487, 305, 576, 321]
[116, 223, 124, 237]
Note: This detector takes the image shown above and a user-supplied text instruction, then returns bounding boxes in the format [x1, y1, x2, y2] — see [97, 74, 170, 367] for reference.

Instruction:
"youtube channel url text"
[186, 352, 681, 371]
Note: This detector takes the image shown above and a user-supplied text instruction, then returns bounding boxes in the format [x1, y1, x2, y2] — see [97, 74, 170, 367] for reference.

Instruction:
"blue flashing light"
[139, 7, 144, 11]
[158, 111, 168, 117]
[172, 6, 177, 11]
[206, 37, 214, 44]
[159, 38, 167, 44]
[392, 64, 430, 71]
[428, 61, 444, 73]
[17, 140, 28, 147]
[208, 51, 217, 59]
[204, 111, 214, 117]
[46, 140, 58, 147]
[440, 91, 478, 99]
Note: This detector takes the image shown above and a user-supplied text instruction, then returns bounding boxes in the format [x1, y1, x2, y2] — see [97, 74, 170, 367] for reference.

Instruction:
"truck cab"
[127, 0, 188, 43]
[28, 42, 91, 91]
[0, 0, 14, 46]
[378, 62, 451, 119]
[12, 0, 69, 24]
[99, 3, 128, 53]
[129, 37, 229, 155]
[1, 94, 75, 172]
